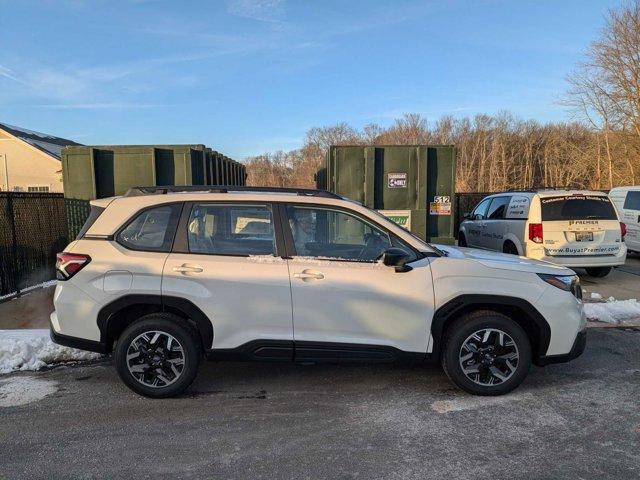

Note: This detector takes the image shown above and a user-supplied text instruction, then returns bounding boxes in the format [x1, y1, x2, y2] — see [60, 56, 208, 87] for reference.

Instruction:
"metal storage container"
[320, 145, 456, 244]
[61, 144, 245, 201]
[61, 144, 245, 236]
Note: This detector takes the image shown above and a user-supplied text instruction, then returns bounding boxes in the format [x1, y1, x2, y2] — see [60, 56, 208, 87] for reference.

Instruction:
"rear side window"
[486, 196, 511, 219]
[76, 205, 105, 239]
[541, 196, 618, 221]
[116, 204, 182, 252]
[187, 204, 276, 256]
[623, 191, 640, 211]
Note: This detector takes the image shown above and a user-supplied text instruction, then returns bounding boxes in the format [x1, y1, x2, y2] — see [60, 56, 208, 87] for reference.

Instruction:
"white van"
[609, 186, 640, 254]
[459, 189, 627, 277]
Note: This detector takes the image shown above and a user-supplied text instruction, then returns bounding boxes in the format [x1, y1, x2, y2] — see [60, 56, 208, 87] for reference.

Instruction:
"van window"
[471, 198, 492, 220]
[623, 191, 640, 210]
[541, 196, 618, 221]
[486, 196, 511, 219]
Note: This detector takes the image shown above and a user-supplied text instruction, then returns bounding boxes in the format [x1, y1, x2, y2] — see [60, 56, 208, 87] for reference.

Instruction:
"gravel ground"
[0, 327, 639, 479]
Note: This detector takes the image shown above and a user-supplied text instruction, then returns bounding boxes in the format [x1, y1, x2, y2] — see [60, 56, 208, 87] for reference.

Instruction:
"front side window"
[472, 198, 492, 220]
[286, 205, 415, 262]
[117, 204, 181, 251]
[487, 196, 511, 220]
[187, 204, 276, 256]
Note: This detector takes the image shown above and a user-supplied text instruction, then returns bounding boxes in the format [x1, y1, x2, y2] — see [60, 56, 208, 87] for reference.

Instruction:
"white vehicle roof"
[483, 189, 609, 199]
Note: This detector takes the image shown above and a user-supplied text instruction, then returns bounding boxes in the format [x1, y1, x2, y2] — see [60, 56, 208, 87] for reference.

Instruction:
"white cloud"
[226, 0, 284, 22]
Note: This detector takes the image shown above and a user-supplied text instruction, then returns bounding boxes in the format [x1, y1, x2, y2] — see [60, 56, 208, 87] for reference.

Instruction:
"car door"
[162, 202, 293, 352]
[281, 204, 434, 357]
[483, 196, 511, 251]
[464, 197, 492, 248]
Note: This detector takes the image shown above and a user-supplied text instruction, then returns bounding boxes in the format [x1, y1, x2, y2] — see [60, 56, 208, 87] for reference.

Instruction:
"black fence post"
[5, 193, 20, 297]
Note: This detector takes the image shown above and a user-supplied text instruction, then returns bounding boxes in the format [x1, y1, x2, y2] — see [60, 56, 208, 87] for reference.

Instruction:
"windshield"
[541, 195, 617, 221]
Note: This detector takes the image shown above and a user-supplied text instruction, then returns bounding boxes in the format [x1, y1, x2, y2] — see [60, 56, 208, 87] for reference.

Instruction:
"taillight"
[528, 223, 543, 244]
[621, 222, 626, 241]
[56, 253, 91, 280]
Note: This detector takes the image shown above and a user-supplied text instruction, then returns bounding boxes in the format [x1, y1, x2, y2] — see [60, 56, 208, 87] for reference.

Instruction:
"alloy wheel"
[459, 328, 519, 386]
[126, 330, 186, 388]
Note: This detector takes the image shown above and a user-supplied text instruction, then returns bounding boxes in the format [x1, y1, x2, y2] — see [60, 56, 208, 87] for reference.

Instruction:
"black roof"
[0, 122, 82, 160]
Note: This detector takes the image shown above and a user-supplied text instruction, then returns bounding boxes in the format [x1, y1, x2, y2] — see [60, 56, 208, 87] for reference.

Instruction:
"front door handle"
[173, 264, 204, 274]
[293, 269, 324, 281]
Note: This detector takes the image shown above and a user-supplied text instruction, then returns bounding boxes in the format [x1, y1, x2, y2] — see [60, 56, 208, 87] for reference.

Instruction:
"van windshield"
[541, 195, 617, 221]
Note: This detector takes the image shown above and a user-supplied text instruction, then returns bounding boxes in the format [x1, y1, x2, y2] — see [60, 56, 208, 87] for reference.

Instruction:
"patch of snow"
[0, 376, 58, 407]
[247, 255, 285, 263]
[0, 329, 100, 374]
[590, 292, 603, 300]
[584, 298, 640, 324]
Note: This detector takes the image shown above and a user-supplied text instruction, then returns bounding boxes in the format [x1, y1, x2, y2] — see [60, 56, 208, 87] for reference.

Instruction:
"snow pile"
[584, 298, 640, 324]
[0, 329, 101, 374]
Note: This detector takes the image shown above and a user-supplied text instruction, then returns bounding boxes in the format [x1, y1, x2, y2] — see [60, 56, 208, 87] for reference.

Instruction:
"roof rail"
[124, 185, 344, 199]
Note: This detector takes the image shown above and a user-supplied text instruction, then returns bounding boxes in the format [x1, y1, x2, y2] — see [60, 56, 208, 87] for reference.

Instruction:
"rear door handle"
[173, 264, 204, 274]
[293, 270, 324, 280]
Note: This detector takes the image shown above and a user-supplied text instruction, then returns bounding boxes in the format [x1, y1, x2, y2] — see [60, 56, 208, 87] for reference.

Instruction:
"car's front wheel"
[115, 313, 202, 398]
[442, 311, 532, 396]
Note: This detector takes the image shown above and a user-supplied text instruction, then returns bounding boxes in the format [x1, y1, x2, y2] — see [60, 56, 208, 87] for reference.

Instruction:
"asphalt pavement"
[1, 327, 639, 479]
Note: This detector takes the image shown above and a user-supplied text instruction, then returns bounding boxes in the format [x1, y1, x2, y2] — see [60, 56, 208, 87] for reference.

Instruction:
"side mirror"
[463, 212, 471, 220]
[378, 248, 413, 273]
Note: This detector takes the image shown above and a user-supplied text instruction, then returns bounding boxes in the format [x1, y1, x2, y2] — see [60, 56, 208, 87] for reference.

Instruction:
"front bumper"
[537, 329, 587, 366]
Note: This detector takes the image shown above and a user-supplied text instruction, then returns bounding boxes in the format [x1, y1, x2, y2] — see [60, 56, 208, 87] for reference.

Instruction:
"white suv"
[51, 186, 586, 398]
[459, 189, 627, 277]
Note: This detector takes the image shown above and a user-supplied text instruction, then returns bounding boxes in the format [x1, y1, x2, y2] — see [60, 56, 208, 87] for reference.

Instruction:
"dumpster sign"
[379, 210, 411, 230]
[387, 173, 407, 188]
[429, 195, 452, 216]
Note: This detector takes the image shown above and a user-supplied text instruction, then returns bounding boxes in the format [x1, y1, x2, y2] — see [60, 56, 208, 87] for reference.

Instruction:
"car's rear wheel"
[458, 233, 467, 247]
[115, 313, 201, 398]
[503, 241, 518, 255]
[585, 267, 612, 277]
[442, 311, 532, 396]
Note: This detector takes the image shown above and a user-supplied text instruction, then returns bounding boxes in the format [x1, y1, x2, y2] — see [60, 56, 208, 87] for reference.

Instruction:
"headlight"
[538, 273, 582, 299]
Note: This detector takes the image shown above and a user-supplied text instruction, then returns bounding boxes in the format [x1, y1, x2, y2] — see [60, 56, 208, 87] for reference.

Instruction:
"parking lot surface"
[1, 328, 639, 479]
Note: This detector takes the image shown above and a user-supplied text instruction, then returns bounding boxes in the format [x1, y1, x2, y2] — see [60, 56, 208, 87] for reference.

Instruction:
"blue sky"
[0, 0, 622, 159]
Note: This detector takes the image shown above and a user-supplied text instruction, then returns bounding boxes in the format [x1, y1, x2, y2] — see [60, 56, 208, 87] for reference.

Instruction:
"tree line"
[245, 2, 640, 193]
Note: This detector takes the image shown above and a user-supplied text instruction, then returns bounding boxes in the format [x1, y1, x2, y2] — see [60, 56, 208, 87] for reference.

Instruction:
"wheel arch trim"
[96, 294, 214, 352]
[431, 294, 551, 362]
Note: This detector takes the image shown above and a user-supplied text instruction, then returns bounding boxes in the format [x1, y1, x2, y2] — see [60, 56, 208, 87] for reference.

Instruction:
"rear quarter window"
[116, 204, 182, 252]
[541, 195, 618, 221]
[623, 191, 640, 211]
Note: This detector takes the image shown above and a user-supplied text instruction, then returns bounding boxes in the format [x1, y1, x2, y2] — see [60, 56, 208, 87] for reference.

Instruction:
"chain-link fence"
[0, 193, 71, 301]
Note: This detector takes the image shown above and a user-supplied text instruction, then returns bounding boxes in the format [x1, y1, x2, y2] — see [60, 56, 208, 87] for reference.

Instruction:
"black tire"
[115, 313, 202, 398]
[585, 267, 612, 277]
[441, 310, 532, 396]
[458, 233, 467, 247]
[502, 241, 518, 255]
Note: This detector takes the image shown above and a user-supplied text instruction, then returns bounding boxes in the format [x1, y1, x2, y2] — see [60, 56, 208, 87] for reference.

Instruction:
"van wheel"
[503, 241, 518, 255]
[585, 267, 612, 278]
[441, 311, 532, 396]
[115, 313, 202, 398]
[458, 233, 467, 247]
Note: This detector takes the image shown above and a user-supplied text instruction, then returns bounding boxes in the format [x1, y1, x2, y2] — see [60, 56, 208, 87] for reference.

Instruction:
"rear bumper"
[537, 329, 586, 366]
[527, 247, 627, 268]
[50, 313, 108, 354]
